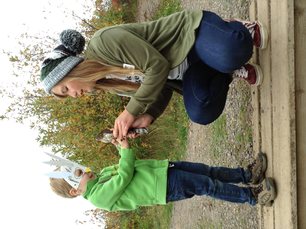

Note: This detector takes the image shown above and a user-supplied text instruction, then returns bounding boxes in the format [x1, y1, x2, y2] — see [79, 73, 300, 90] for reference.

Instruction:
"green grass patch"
[231, 84, 253, 158]
[114, 203, 173, 228]
[210, 114, 228, 158]
[130, 93, 188, 161]
[235, 96, 252, 146]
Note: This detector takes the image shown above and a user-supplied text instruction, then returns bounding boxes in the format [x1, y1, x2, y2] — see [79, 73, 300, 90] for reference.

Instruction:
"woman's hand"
[131, 113, 154, 129]
[113, 109, 136, 140]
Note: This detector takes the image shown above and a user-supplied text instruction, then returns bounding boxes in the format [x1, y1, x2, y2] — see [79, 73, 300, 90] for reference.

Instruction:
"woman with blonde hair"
[40, 10, 267, 140]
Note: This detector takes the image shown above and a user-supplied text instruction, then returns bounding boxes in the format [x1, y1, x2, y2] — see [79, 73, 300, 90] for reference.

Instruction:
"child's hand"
[126, 132, 139, 139]
[111, 137, 129, 149]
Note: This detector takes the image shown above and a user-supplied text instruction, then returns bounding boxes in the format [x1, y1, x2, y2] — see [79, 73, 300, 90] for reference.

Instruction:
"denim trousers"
[193, 10, 253, 73]
[182, 11, 253, 125]
[166, 161, 257, 205]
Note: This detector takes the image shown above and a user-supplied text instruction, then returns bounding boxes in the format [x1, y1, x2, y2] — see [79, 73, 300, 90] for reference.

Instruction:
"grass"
[235, 94, 253, 146]
[210, 114, 228, 159]
[209, 83, 253, 161]
[129, 93, 188, 161]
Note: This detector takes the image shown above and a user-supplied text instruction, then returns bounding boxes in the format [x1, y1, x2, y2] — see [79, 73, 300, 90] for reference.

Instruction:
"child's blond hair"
[49, 178, 75, 199]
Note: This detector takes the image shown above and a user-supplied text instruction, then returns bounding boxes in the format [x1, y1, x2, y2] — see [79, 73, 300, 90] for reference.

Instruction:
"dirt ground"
[137, 1, 259, 228]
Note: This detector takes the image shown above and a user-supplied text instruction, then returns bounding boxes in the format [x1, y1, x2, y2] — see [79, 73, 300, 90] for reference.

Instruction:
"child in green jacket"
[49, 138, 276, 212]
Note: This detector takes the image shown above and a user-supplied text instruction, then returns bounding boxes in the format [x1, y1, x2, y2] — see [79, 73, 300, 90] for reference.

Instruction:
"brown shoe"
[247, 152, 267, 184]
[251, 177, 276, 206]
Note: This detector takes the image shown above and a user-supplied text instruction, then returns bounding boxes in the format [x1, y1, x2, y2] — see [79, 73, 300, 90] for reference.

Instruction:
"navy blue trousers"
[166, 161, 256, 205]
[183, 11, 253, 125]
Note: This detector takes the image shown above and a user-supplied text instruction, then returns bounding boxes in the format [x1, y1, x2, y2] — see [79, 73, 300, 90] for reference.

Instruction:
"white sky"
[0, 0, 105, 228]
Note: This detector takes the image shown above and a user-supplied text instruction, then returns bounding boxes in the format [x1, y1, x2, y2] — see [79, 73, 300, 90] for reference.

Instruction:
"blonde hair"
[49, 177, 75, 199]
[54, 60, 141, 98]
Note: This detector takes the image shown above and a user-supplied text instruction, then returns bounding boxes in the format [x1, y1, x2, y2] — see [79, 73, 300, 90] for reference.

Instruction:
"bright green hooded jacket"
[82, 147, 169, 212]
[84, 10, 203, 119]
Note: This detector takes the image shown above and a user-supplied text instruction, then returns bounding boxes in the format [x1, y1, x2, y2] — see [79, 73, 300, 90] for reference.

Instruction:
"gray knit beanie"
[40, 29, 85, 94]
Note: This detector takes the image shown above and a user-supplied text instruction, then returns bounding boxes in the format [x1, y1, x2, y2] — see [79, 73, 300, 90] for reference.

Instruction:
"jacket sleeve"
[88, 148, 136, 210]
[143, 84, 173, 119]
[87, 28, 171, 116]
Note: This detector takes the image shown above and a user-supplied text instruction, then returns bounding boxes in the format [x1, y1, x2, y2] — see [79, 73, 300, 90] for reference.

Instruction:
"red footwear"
[231, 19, 268, 49]
[232, 63, 263, 86]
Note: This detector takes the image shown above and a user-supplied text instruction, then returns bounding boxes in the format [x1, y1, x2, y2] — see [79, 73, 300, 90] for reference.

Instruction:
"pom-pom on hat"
[40, 29, 85, 94]
[60, 29, 85, 55]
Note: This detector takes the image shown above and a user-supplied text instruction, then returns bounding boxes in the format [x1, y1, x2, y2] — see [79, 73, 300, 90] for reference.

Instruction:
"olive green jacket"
[85, 10, 203, 118]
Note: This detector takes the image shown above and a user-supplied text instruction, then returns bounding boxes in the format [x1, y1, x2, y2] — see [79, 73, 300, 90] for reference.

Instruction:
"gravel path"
[137, 1, 259, 228]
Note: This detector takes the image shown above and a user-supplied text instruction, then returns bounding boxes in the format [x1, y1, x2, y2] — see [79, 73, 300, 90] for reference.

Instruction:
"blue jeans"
[183, 61, 232, 125]
[182, 11, 253, 125]
[194, 11, 253, 73]
[166, 161, 256, 205]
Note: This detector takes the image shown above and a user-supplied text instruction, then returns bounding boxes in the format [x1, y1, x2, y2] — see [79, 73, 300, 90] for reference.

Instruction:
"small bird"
[96, 128, 148, 143]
